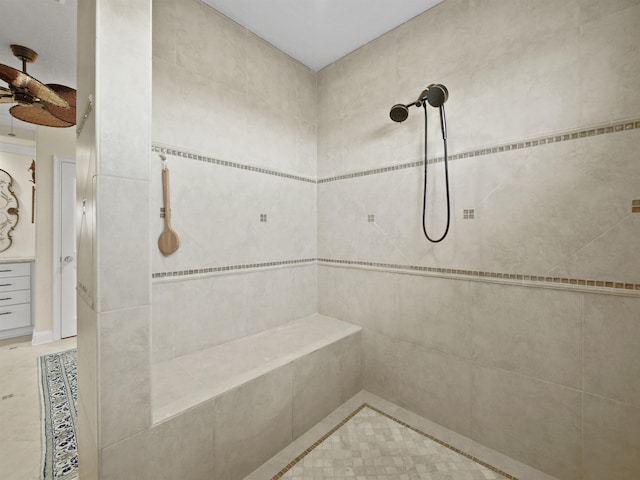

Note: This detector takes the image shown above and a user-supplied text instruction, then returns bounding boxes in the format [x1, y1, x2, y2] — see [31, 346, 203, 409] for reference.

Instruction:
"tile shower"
[76, 0, 640, 479]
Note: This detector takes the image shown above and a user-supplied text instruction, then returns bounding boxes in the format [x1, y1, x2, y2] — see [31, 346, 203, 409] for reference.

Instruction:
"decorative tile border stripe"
[151, 145, 317, 184]
[318, 258, 640, 293]
[318, 160, 423, 183]
[153, 117, 639, 185]
[152, 256, 640, 294]
[318, 117, 640, 183]
[151, 258, 316, 279]
[270, 403, 518, 480]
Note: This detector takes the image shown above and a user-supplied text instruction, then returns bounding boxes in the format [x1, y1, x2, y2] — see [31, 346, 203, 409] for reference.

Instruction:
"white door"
[60, 160, 77, 338]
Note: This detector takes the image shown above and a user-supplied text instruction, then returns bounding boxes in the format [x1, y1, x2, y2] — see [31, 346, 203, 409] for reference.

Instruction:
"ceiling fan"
[0, 44, 76, 128]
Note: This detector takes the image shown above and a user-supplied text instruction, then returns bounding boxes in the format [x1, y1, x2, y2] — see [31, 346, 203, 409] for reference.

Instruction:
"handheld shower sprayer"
[389, 83, 451, 243]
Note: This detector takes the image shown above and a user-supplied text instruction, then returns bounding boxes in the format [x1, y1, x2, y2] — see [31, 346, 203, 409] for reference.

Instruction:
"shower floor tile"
[273, 404, 512, 480]
[246, 391, 559, 480]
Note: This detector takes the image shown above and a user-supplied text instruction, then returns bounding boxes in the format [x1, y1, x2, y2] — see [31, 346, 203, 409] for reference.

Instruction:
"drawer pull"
[0, 297, 11, 301]
[0, 284, 12, 287]
[0, 269, 12, 273]
[0, 311, 11, 315]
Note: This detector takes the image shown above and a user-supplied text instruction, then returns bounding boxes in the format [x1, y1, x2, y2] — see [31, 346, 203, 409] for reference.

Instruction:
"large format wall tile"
[470, 283, 582, 388]
[150, 159, 317, 274]
[97, 176, 150, 313]
[77, 297, 98, 462]
[328, 268, 398, 338]
[397, 341, 472, 437]
[159, 0, 317, 177]
[362, 329, 398, 403]
[214, 365, 293, 480]
[470, 365, 582, 480]
[546, 130, 640, 284]
[318, 127, 640, 283]
[584, 294, 640, 406]
[292, 336, 356, 438]
[578, 0, 640, 25]
[317, 265, 351, 321]
[153, 265, 317, 361]
[99, 305, 151, 448]
[171, 273, 247, 357]
[397, 275, 472, 358]
[468, 0, 580, 146]
[579, 4, 640, 125]
[102, 399, 215, 480]
[175, 0, 247, 95]
[244, 265, 318, 335]
[151, 282, 175, 364]
[583, 394, 640, 480]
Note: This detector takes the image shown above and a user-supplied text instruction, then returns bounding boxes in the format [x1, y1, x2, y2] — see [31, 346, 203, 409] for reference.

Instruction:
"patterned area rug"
[38, 348, 78, 480]
[272, 404, 518, 480]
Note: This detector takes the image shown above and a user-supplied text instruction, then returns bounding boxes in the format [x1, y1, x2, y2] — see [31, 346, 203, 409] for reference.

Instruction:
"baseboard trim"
[32, 329, 54, 345]
[0, 325, 34, 341]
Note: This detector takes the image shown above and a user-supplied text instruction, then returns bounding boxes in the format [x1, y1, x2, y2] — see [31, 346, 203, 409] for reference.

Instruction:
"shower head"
[390, 84, 449, 123]
[426, 84, 448, 108]
[390, 104, 410, 123]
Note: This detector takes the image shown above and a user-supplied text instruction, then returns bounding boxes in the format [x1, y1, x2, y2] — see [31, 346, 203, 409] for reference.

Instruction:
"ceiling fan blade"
[10, 104, 73, 128]
[0, 63, 69, 108]
[43, 84, 77, 125]
[0, 85, 14, 103]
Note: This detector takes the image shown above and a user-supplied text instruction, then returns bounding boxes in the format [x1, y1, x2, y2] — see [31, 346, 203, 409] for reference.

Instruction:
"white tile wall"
[151, 0, 319, 359]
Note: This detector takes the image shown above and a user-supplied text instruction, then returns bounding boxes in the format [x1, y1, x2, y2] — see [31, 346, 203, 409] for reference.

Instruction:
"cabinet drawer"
[0, 276, 30, 293]
[0, 303, 31, 331]
[0, 289, 30, 307]
[0, 263, 31, 278]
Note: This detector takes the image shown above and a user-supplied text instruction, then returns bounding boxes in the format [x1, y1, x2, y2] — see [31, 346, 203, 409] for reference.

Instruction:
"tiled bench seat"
[150, 313, 362, 479]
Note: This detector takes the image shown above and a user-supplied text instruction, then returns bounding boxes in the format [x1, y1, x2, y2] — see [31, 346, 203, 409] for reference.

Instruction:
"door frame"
[52, 155, 76, 341]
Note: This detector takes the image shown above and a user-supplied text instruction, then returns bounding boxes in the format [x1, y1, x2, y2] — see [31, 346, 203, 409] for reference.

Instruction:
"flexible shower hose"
[422, 102, 450, 243]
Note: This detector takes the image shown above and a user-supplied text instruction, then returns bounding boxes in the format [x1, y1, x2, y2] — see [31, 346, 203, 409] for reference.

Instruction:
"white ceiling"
[0, 0, 443, 129]
[203, 0, 444, 71]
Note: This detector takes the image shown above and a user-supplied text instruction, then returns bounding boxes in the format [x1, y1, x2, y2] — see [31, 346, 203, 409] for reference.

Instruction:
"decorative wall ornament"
[0, 169, 19, 252]
[28, 159, 35, 223]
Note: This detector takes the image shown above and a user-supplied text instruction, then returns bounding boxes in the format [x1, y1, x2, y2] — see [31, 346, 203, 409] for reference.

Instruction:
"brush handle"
[158, 167, 180, 256]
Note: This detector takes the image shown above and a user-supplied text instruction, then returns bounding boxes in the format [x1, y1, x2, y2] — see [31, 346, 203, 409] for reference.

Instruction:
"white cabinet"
[0, 262, 32, 339]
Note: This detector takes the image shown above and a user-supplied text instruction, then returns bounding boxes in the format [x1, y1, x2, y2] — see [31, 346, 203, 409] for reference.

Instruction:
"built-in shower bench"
[151, 313, 362, 424]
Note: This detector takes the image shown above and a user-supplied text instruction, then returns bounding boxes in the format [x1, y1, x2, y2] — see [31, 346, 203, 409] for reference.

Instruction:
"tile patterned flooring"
[274, 404, 512, 480]
[247, 391, 558, 480]
[0, 335, 77, 480]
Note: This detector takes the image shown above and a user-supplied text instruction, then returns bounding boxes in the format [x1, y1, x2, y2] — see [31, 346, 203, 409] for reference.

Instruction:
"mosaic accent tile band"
[151, 145, 316, 184]
[318, 258, 640, 293]
[318, 117, 640, 183]
[151, 257, 640, 295]
[271, 403, 518, 480]
[151, 258, 317, 279]
[153, 116, 639, 186]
